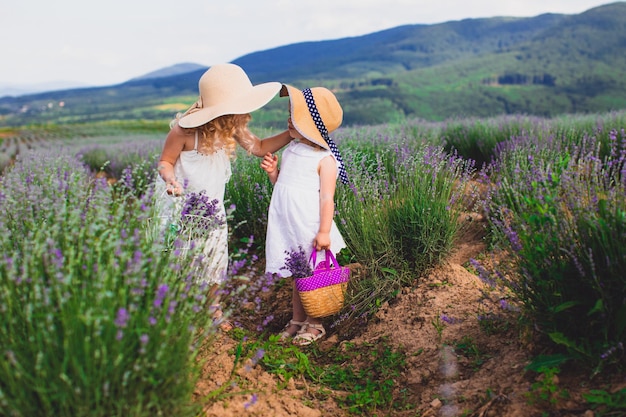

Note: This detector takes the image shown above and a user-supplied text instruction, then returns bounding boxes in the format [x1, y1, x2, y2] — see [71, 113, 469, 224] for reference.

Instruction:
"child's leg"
[292, 290, 326, 346]
[292, 284, 307, 322]
[292, 285, 322, 336]
[279, 283, 307, 338]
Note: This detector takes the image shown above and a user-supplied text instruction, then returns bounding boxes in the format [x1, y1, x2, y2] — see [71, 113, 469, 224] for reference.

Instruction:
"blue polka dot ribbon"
[302, 88, 349, 185]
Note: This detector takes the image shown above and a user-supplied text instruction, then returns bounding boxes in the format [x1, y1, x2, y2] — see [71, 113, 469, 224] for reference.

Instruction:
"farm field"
[1, 112, 625, 416]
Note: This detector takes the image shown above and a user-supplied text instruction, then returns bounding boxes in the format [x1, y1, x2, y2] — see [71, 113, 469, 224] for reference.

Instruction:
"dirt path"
[195, 214, 617, 416]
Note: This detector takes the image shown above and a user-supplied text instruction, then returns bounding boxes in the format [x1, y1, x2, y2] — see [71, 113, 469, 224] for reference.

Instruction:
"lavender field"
[1, 111, 625, 416]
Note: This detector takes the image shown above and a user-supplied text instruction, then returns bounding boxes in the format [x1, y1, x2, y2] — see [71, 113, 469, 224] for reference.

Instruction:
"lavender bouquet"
[179, 191, 226, 241]
[281, 245, 313, 278]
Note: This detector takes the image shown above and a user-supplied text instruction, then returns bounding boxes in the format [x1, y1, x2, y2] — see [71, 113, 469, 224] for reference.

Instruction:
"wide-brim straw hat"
[178, 63, 281, 128]
[280, 84, 343, 150]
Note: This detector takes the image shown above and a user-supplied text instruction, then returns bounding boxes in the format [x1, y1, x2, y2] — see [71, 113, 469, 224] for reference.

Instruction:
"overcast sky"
[0, 0, 616, 88]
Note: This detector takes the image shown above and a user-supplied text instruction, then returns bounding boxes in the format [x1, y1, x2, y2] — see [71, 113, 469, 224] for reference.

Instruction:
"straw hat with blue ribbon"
[280, 84, 348, 184]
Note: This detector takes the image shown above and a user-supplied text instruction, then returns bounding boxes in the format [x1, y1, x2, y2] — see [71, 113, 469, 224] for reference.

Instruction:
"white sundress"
[155, 131, 231, 285]
[265, 140, 346, 277]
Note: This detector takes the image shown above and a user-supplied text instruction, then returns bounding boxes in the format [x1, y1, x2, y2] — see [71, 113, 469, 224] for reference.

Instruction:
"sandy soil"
[194, 213, 624, 417]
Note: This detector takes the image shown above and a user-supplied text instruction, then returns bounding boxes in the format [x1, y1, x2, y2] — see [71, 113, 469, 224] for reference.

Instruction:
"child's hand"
[166, 179, 183, 196]
[313, 233, 331, 251]
[261, 152, 278, 174]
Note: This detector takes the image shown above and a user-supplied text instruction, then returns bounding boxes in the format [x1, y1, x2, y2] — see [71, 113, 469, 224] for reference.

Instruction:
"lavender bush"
[225, 147, 274, 242]
[441, 110, 626, 168]
[333, 136, 474, 318]
[482, 127, 626, 366]
[0, 149, 215, 416]
[76, 138, 162, 198]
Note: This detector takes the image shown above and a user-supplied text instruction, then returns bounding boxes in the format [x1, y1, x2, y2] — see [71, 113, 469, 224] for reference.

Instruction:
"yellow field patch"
[0, 129, 17, 139]
[153, 103, 190, 112]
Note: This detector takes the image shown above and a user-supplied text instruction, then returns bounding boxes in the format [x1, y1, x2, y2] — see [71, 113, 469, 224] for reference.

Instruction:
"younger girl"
[261, 85, 348, 346]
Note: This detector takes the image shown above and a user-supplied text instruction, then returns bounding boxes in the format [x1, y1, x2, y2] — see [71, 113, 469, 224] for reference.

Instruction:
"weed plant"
[584, 387, 626, 416]
[313, 338, 408, 414]
[0, 149, 216, 416]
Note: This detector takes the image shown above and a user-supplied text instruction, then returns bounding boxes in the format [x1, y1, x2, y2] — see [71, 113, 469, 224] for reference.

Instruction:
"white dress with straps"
[265, 140, 346, 277]
[155, 131, 231, 285]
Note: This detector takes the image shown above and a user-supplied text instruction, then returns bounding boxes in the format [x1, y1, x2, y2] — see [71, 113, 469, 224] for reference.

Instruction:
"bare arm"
[236, 127, 292, 157]
[157, 124, 186, 196]
[260, 152, 279, 185]
[313, 155, 339, 251]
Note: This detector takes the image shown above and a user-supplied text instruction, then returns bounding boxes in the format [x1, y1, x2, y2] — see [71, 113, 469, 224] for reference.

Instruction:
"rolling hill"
[1, 2, 625, 127]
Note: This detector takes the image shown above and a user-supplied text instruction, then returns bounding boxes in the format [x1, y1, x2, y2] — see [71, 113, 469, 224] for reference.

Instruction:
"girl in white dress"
[156, 64, 293, 330]
[261, 85, 348, 345]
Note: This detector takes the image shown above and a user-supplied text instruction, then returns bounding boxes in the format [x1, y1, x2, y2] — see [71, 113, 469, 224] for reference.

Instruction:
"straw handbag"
[295, 250, 350, 318]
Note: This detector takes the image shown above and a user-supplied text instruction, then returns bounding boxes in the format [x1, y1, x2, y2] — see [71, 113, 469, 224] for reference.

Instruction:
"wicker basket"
[295, 250, 350, 318]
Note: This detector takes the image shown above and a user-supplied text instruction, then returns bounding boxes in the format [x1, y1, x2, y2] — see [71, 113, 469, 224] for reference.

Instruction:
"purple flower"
[244, 394, 258, 410]
[440, 314, 457, 324]
[469, 258, 497, 288]
[154, 284, 169, 309]
[168, 300, 177, 315]
[114, 308, 129, 328]
[262, 315, 274, 327]
[180, 191, 225, 238]
[281, 246, 313, 278]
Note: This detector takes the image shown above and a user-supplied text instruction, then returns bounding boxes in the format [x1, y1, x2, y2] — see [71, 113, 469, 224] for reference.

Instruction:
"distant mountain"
[129, 63, 208, 81]
[232, 13, 565, 82]
[1, 2, 625, 127]
[0, 81, 89, 98]
[0, 63, 206, 98]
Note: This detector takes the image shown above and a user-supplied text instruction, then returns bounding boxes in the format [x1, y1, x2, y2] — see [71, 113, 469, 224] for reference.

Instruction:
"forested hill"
[1, 2, 625, 126]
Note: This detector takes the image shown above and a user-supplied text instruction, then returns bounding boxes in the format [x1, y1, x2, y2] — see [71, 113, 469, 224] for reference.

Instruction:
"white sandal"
[279, 320, 307, 341]
[292, 323, 326, 346]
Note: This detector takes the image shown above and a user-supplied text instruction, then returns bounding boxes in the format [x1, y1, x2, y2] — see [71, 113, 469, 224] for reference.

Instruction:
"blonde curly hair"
[171, 113, 252, 159]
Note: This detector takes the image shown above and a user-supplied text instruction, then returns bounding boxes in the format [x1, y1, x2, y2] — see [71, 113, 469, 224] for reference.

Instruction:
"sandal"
[292, 323, 326, 346]
[279, 320, 307, 341]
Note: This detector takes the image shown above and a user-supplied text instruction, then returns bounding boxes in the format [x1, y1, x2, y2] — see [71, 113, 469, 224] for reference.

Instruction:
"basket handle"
[309, 248, 340, 269]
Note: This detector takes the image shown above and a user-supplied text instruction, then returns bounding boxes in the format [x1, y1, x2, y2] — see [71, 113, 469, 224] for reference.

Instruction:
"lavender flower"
[180, 191, 225, 239]
[113, 308, 130, 341]
[440, 314, 458, 324]
[154, 284, 169, 309]
[469, 258, 497, 288]
[281, 246, 313, 278]
[243, 393, 258, 410]
[114, 308, 129, 328]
